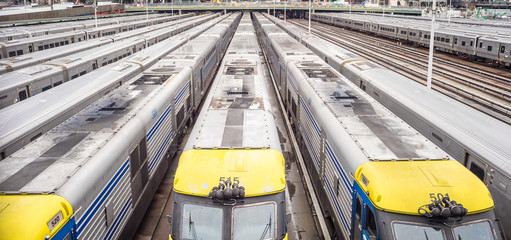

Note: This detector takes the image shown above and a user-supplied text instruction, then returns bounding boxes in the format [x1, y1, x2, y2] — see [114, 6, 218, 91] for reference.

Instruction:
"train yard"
[290, 18, 511, 123]
[0, 10, 510, 240]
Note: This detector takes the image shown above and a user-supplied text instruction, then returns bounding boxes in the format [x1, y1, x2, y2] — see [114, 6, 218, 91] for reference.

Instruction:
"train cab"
[169, 149, 288, 240]
[0, 195, 75, 240]
[351, 160, 503, 240]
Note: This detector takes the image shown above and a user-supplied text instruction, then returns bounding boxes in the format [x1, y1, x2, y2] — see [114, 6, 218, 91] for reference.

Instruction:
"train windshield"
[232, 202, 276, 240]
[393, 222, 446, 240]
[453, 221, 495, 240]
[181, 203, 223, 240]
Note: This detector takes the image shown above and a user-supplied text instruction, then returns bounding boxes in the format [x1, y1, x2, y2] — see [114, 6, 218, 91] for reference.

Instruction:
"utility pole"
[94, 0, 97, 28]
[426, 0, 437, 89]
[308, 0, 311, 34]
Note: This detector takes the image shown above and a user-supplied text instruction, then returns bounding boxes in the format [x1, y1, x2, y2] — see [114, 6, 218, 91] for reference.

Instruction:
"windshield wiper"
[423, 229, 429, 240]
[189, 212, 198, 240]
[259, 215, 272, 240]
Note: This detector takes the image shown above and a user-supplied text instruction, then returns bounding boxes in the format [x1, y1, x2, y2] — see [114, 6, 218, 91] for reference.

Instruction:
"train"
[0, 13, 215, 109]
[310, 13, 511, 67]
[169, 13, 288, 240]
[254, 12, 505, 240]
[0, 13, 163, 42]
[0, 13, 194, 74]
[265, 12, 511, 238]
[0, 13, 192, 60]
[0, 12, 240, 240]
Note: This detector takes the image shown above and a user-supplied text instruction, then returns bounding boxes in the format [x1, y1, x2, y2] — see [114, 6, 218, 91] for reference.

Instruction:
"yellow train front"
[351, 160, 503, 240]
[171, 149, 287, 240]
[169, 13, 288, 240]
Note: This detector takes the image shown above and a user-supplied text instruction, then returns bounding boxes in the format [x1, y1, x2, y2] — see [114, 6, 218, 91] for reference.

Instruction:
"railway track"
[290, 19, 511, 124]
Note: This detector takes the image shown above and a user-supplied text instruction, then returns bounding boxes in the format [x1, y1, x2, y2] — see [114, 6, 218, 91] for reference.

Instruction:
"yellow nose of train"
[355, 160, 494, 215]
[173, 149, 286, 197]
[0, 195, 73, 240]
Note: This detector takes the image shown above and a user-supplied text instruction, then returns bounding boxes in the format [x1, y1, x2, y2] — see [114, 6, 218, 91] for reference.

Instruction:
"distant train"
[254, 12, 505, 240]
[0, 13, 194, 73]
[311, 13, 511, 67]
[0, 12, 240, 240]
[266, 12, 511, 238]
[0, 14, 193, 60]
[169, 13, 288, 240]
[0, 13, 159, 42]
[0, 13, 215, 109]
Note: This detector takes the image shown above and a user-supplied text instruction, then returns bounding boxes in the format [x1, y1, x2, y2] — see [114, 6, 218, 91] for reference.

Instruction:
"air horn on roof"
[208, 179, 245, 200]
[419, 196, 468, 218]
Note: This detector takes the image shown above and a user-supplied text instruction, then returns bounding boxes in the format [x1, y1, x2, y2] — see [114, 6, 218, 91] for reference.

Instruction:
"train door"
[351, 196, 363, 240]
[352, 183, 379, 240]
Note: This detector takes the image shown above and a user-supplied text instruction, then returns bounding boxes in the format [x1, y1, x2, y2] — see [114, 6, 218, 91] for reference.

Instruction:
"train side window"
[42, 85, 52, 92]
[446, 38, 450, 43]
[65, 40, 69, 45]
[365, 206, 378, 238]
[16, 50, 22, 55]
[0, 151, 5, 160]
[44, 45, 49, 50]
[102, 62, 107, 67]
[38, 46, 44, 51]
[9, 51, 15, 57]
[130, 145, 140, 178]
[500, 46, 505, 53]
[61, 41, 65, 45]
[108, 60, 113, 64]
[469, 162, 485, 181]
[50, 43, 54, 48]
[80, 71, 86, 76]
[0, 95, 6, 100]
[454, 38, 458, 44]
[487, 46, 492, 52]
[55, 42, 59, 47]
[71, 74, 79, 79]
[462, 41, 466, 46]
[139, 138, 147, 163]
[53, 81, 62, 87]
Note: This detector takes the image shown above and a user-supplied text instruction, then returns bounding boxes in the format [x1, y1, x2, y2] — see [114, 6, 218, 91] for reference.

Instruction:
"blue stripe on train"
[325, 176, 351, 232]
[299, 97, 321, 136]
[104, 197, 133, 240]
[149, 129, 173, 174]
[76, 159, 130, 234]
[325, 142, 352, 192]
[147, 104, 172, 142]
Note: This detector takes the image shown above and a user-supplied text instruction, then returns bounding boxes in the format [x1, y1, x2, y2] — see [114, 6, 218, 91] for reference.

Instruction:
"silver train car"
[0, 14, 192, 60]
[311, 13, 511, 66]
[267, 13, 511, 239]
[0, 12, 240, 240]
[0, 13, 163, 42]
[0, 13, 194, 74]
[0, 13, 217, 109]
[254, 12, 504, 240]
[169, 13, 288, 240]
[0, 14, 229, 162]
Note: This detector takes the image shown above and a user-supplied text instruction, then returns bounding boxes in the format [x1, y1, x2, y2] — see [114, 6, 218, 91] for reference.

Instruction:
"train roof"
[0, 69, 158, 194]
[361, 68, 511, 175]
[186, 18, 279, 151]
[294, 60, 450, 161]
[356, 160, 494, 215]
[173, 149, 286, 197]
